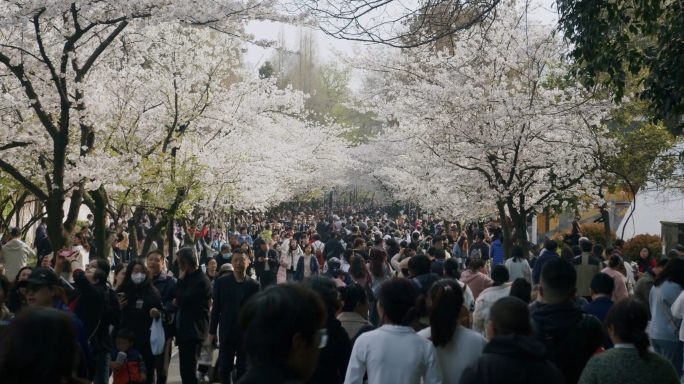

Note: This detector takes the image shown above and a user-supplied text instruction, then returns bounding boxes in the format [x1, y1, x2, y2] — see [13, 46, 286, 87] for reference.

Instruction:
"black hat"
[17, 268, 59, 287]
[9, 227, 21, 237]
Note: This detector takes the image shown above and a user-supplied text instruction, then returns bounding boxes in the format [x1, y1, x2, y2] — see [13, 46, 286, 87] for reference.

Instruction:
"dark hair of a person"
[511, 245, 525, 262]
[540, 258, 577, 301]
[0, 307, 78, 384]
[489, 296, 531, 335]
[0, 274, 10, 298]
[571, 245, 582, 256]
[591, 273, 615, 296]
[176, 247, 198, 268]
[469, 259, 486, 272]
[433, 249, 447, 260]
[509, 278, 532, 303]
[604, 299, 650, 358]
[369, 248, 387, 278]
[339, 284, 368, 312]
[608, 254, 622, 269]
[593, 244, 605, 257]
[113, 263, 126, 287]
[353, 238, 365, 248]
[304, 275, 341, 317]
[116, 328, 135, 342]
[74, 232, 90, 253]
[544, 239, 558, 252]
[240, 284, 326, 367]
[560, 246, 574, 262]
[431, 262, 444, 277]
[400, 240, 408, 248]
[386, 239, 398, 248]
[655, 257, 684, 288]
[580, 240, 593, 253]
[90, 257, 111, 277]
[378, 279, 419, 326]
[656, 258, 671, 269]
[571, 221, 580, 235]
[491, 265, 510, 286]
[148, 249, 165, 259]
[348, 256, 369, 280]
[444, 258, 460, 279]
[343, 249, 354, 263]
[116, 261, 158, 298]
[13, 266, 33, 283]
[667, 249, 681, 259]
[428, 279, 464, 348]
[90, 268, 108, 288]
[408, 255, 431, 276]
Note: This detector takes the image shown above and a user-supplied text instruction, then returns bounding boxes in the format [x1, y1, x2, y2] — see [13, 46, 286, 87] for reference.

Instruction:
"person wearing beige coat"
[0, 228, 35, 282]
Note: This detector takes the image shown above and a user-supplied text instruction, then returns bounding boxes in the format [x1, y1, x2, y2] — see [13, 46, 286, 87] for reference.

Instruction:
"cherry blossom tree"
[348, 1, 615, 255]
[0, 1, 291, 250]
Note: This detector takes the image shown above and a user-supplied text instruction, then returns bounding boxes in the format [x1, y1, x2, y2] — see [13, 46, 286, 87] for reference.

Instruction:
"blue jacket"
[294, 255, 320, 281]
[582, 296, 614, 349]
[490, 239, 504, 267]
[649, 280, 683, 341]
[532, 250, 559, 285]
[55, 300, 94, 380]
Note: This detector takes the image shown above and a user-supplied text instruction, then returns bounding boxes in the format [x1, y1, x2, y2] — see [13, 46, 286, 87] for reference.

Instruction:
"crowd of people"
[0, 208, 683, 384]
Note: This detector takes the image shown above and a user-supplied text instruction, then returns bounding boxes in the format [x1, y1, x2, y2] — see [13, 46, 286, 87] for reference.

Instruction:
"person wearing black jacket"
[114, 261, 164, 384]
[34, 218, 51, 265]
[173, 247, 212, 384]
[529, 258, 602, 384]
[60, 255, 122, 384]
[303, 275, 352, 384]
[460, 297, 565, 384]
[254, 239, 278, 288]
[324, 232, 345, 261]
[209, 250, 260, 384]
[147, 250, 178, 384]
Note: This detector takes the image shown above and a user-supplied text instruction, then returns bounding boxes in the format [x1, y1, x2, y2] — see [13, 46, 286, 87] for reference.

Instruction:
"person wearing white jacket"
[0, 227, 35, 282]
[504, 245, 533, 285]
[418, 280, 487, 384]
[345, 279, 442, 384]
[474, 265, 513, 337]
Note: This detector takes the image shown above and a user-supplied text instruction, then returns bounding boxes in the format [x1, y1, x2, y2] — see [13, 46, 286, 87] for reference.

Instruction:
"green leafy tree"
[556, 0, 684, 130]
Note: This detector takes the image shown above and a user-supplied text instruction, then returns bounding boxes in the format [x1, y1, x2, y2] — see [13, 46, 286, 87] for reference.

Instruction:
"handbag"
[657, 287, 680, 336]
[150, 317, 166, 355]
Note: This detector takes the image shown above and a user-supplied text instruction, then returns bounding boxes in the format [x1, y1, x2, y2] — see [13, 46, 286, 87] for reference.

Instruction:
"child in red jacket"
[110, 329, 147, 384]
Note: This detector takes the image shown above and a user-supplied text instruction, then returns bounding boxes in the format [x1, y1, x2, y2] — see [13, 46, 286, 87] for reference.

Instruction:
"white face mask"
[131, 272, 145, 284]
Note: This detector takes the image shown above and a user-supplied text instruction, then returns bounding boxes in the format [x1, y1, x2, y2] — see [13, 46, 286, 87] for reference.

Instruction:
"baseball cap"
[10, 227, 21, 237]
[17, 267, 59, 287]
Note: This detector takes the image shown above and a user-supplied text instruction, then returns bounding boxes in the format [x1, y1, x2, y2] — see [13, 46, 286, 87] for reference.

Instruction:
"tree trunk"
[597, 187, 613, 248]
[90, 187, 111, 261]
[600, 204, 613, 248]
[508, 207, 531, 260]
[497, 202, 513, 260]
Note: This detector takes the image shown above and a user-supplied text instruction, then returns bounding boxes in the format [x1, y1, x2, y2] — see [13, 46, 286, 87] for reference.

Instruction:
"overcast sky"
[243, 0, 559, 71]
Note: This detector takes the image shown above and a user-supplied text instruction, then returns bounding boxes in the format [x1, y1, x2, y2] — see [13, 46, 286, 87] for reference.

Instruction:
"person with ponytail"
[344, 279, 442, 384]
[417, 280, 486, 384]
[578, 299, 680, 384]
[601, 254, 629, 302]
